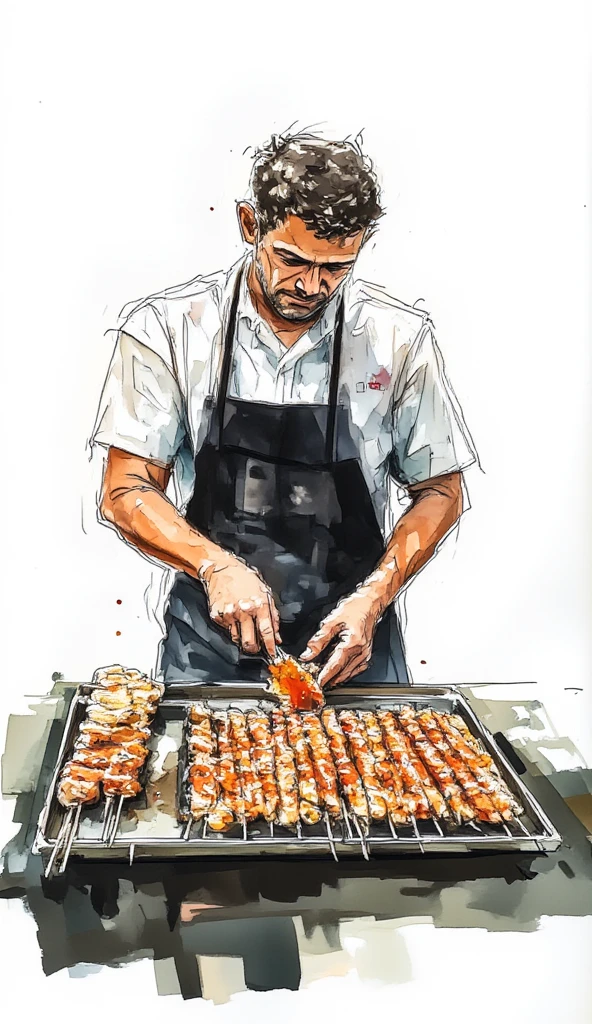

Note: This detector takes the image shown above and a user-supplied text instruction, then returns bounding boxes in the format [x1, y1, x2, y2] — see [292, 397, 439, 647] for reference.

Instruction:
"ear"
[236, 201, 258, 244]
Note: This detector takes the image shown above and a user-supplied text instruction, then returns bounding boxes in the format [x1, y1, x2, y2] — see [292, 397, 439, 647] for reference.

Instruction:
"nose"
[294, 264, 322, 297]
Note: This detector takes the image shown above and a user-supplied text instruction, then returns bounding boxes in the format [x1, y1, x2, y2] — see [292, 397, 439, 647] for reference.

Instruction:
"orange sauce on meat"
[268, 657, 323, 710]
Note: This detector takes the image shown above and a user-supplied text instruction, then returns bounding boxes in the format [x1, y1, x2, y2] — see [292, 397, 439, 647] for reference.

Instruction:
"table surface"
[1, 683, 592, 1022]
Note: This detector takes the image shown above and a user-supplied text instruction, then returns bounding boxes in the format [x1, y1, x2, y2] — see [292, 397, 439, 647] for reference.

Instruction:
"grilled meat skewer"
[246, 710, 280, 822]
[301, 712, 341, 818]
[271, 708, 300, 827]
[358, 711, 411, 824]
[395, 707, 475, 822]
[338, 711, 389, 821]
[321, 709, 369, 820]
[57, 764, 103, 807]
[209, 710, 243, 830]
[229, 711, 267, 821]
[286, 711, 322, 824]
[377, 711, 432, 819]
[185, 705, 219, 822]
[416, 710, 502, 822]
[436, 713, 522, 817]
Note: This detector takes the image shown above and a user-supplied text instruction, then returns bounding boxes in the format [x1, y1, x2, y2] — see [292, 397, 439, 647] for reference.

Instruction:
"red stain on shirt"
[369, 367, 391, 391]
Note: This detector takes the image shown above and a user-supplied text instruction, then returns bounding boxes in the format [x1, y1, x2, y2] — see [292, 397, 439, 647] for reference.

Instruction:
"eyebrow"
[272, 242, 356, 269]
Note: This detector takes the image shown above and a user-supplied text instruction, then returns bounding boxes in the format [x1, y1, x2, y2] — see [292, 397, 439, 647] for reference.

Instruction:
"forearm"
[101, 478, 221, 579]
[361, 472, 463, 614]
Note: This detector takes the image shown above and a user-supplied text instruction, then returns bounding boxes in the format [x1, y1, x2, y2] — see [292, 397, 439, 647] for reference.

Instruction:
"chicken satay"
[103, 773, 142, 798]
[395, 707, 475, 822]
[228, 711, 266, 821]
[416, 710, 502, 822]
[86, 703, 151, 728]
[246, 710, 280, 822]
[188, 761, 219, 819]
[126, 679, 164, 698]
[434, 712, 519, 819]
[389, 709, 449, 819]
[72, 742, 147, 771]
[301, 713, 341, 818]
[77, 721, 151, 746]
[58, 776, 101, 806]
[91, 687, 138, 710]
[210, 711, 244, 828]
[437, 712, 522, 811]
[377, 712, 432, 819]
[338, 711, 388, 821]
[272, 708, 300, 827]
[321, 708, 369, 820]
[57, 763, 103, 807]
[358, 711, 411, 824]
[286, 711, 322, 823]
[184, 704, 218, 821]
[268, 656, 324, 711]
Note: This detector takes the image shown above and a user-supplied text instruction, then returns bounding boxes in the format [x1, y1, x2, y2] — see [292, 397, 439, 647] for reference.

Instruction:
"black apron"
[159, 267, 408, 685]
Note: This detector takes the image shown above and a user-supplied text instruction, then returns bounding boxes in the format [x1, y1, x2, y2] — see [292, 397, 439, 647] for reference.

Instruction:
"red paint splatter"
[116, 599, 122, 605]
[420, 660, 427, 665]
[115, 631, 122, 637]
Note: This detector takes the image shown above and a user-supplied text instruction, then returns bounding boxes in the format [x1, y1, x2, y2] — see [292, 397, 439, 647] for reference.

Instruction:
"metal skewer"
[107, 795, 125, 847]
[45, 806, 74, 878]
[324, 811, 338, 861]
[340, 800, 354, 840]
[409, 814, 425, 854]
[352, 814, 370, 860]
[101, 796, 114, 841]
[58, 803, 82, 875]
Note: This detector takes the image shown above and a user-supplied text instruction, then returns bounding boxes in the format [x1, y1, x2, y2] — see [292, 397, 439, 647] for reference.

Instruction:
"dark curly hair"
[249, 131, 383, 241]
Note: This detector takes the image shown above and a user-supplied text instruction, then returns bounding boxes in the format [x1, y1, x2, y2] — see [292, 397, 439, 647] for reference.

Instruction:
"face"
[238, 205, 366, 322]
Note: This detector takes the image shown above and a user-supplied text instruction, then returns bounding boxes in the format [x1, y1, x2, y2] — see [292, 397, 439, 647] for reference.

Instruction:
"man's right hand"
[200, 556, 281, 659]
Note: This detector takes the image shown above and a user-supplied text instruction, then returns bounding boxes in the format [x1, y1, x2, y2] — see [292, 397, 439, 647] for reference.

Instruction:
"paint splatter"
[116, 599, 122, 605]
[115, 631, 121, 637]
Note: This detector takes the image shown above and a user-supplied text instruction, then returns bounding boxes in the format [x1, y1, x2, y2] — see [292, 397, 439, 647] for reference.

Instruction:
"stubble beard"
[253, 255, 329, 324]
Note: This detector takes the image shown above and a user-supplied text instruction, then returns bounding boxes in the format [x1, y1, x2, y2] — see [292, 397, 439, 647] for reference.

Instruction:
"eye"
[280, 255, 308, 268]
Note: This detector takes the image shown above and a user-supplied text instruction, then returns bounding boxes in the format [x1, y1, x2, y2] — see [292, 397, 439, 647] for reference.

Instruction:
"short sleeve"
[91, 303, 186, 466]
[391, 324, 478, 486]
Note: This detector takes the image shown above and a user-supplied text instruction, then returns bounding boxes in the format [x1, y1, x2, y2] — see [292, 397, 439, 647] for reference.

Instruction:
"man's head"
[238, 133, 383, 322]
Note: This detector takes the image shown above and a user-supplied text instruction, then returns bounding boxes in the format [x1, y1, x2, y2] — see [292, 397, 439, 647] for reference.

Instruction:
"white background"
[0, 3, 590, 738]
[0, 2, 591, 1018]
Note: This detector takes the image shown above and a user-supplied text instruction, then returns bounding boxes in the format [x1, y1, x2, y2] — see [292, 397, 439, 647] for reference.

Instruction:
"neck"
[246, 260, 322, 348]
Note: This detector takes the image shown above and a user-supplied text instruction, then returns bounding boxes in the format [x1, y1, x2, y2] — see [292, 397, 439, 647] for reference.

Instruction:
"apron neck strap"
[216, 265, 243, 446]
[325, 292, 344, 463]
[216, 263, 345, 462]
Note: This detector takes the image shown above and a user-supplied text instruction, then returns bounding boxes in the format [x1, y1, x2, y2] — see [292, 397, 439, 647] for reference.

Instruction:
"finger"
[228, 620, 241, 646]
[317, 639, 362, 688]
[300, 618, 342, 661]
[239, 614, 260, 654]
[324, 652, 370, 690]
[256, 609, 277, 660]
[267, 595, 282, 644]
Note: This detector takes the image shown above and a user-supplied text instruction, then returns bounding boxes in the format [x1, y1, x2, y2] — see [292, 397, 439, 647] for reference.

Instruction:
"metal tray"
[33, 683, 561, 865]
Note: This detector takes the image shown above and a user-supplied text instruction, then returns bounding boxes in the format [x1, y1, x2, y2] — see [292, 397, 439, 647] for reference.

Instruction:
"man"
[93, 132, 476, 687]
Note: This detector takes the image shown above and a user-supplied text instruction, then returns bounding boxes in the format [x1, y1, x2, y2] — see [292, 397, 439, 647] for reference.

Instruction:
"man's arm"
[100, 447, 281, 656]
[300, 471, 463, 686]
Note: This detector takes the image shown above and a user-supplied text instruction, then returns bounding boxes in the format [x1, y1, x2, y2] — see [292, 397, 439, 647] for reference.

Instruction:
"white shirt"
[92, 256, 477, 535]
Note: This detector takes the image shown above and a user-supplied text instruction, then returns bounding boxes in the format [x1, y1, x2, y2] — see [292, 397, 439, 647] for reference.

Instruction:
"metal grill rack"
[34, 684, 561, 874]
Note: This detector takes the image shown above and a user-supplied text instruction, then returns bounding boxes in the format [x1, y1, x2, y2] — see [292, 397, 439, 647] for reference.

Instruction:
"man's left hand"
[300, 587, 386, 689]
